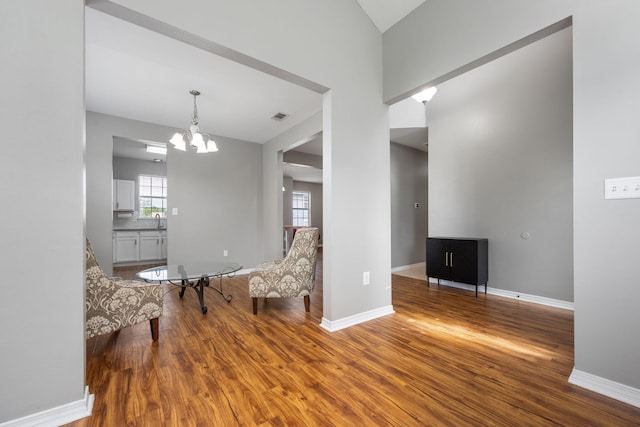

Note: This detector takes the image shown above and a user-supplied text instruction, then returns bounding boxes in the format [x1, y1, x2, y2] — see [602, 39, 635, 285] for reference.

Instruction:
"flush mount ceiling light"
[411, 87, 438, 104]
[146, 145, 167, 155]
[169, 90, 219, 153]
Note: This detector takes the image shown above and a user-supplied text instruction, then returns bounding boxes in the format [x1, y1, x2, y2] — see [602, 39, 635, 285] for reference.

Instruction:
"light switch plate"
[604, 176, 640, 200]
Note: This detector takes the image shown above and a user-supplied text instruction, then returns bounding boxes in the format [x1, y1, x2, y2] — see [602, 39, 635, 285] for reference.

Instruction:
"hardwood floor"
[67, 252, 640, 426]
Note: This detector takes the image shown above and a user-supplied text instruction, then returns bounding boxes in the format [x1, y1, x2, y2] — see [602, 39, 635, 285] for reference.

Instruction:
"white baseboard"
[391, 262, 425, 273]
[320, 305, 395, 332]
[427, 278, 574, 311]
[0, 386, 94, 427]
[569, 368, 640, 408]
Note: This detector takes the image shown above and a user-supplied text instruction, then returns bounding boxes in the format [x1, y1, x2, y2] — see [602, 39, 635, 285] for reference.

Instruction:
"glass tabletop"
[136, 262, 242, 282]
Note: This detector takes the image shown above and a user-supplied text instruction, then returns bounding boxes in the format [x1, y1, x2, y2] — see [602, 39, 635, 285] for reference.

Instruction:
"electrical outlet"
[605, 176, 640, 200]
[363, 272, 370, 285]
[223, 250, 228, 257]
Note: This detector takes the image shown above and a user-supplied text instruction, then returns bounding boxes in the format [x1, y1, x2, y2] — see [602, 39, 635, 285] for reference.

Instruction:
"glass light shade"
[191, 132, 205, 148]
[170, 133, 185, 146]
[196, 143, 208, 154]
[174, 139, 187, 151]
[411, 87, 438, 104]
[206, 139, 218, 152]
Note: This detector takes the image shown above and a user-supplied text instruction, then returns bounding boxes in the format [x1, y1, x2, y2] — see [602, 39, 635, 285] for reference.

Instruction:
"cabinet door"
[113, 179, 135, 211]
[139, 232, 160, 261]
[160, 232, 168, 259]
[114, 234, 138, 262]
[426, 238, 450, 279]
[450, 240, 478, 285]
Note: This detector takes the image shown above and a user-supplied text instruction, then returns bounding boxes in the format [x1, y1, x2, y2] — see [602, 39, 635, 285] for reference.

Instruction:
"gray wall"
[284, 150, 323, 169]
[429, 27, 573, 301]
[0, 0, 86, 422]
[390, 143, 428, 268]
[167, 134, 263, 268]
[384, 0, 640, 391]
[283, 176, 293, 226]
[113, 156, 166, 182]
[293, 181, 324, 246]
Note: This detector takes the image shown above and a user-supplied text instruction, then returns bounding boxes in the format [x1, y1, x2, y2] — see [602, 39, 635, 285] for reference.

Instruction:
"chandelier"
[169, 90, 219, 153]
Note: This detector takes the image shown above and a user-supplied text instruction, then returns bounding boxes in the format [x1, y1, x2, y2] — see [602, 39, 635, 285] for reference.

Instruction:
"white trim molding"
[320, 305, 395, 332]
[428, 278, 574, 311]
[569, 368, 640, 408]
[0, 386, 94, 427]
[391, 262, 425, 273]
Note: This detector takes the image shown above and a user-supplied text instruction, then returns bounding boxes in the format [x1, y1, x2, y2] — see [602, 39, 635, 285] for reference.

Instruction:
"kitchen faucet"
[155, 213, 161, 229]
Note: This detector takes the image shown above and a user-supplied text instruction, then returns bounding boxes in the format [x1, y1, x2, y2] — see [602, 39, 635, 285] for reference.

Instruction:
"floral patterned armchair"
[249, 227, 319, 314]
[85, 238, 163, 340]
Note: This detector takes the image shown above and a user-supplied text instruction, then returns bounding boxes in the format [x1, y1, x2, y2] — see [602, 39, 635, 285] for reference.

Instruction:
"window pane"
[292, 191, 310, 227]
[138, 175, 167, 218]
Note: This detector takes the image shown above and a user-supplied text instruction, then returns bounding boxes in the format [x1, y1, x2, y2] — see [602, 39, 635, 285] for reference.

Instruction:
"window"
[292, 191, 310, 226]
[139, 175, 167, 218]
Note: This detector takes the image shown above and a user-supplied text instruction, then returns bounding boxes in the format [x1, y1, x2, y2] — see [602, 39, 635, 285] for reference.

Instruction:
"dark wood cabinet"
[426, 237, 488, 297]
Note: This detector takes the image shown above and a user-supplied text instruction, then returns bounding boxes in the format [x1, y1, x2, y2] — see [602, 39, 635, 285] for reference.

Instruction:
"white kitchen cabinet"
[160, 231, 168, 260]
[138, 231, 160, 261]
[139, 231, 167, 261]
[113, 179, 135, 211]
[114, 231, 139, 262]
[114, 230, 167, 264]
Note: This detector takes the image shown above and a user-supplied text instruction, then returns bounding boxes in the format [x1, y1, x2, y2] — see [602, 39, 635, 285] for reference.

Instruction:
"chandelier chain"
[191, 92, 199, 126]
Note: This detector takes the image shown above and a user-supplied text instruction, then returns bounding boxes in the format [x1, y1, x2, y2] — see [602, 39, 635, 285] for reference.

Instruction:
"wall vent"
[271, 112, 289, 121]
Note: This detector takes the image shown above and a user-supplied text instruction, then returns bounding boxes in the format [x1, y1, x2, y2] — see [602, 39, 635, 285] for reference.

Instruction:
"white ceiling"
[356, 0, 426, 33]
[88, 2, 428, 176]
[85, 7, 323, 146]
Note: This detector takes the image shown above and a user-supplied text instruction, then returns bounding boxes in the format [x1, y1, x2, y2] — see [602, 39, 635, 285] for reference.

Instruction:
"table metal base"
[178, 274, 232, 314]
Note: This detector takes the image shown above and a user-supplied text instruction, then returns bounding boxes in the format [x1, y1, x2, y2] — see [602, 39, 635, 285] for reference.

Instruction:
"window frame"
[138, 174, 167, 218]
[292, 191, 311, 227]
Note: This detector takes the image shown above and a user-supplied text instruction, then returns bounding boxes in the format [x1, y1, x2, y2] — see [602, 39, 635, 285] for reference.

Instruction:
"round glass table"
[137, 262, 242, 314]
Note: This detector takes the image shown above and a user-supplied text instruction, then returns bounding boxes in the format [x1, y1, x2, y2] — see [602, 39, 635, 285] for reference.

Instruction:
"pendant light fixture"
[169, 90, 219, 153]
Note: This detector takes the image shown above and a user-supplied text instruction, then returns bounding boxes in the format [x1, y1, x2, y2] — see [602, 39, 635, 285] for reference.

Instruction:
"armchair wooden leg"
[304, 295, 310, 312]
[150, 318, 159, 341]
[252, 298, 258, 315]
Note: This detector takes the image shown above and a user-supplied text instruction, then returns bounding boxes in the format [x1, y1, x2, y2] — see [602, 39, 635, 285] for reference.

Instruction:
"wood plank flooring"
[66, 252, 640, 426]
